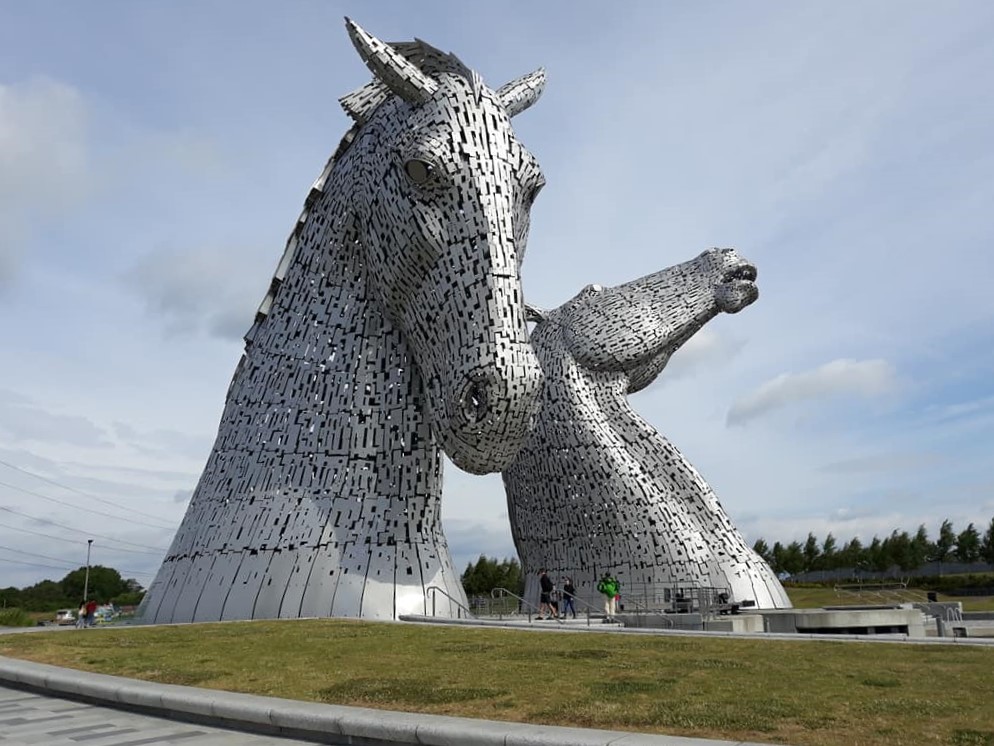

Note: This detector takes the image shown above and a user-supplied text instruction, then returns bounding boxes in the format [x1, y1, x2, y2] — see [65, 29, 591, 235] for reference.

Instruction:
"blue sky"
[1, 1, 993, 589]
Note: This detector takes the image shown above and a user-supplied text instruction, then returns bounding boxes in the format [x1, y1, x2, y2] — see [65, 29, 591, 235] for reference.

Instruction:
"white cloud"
[112, 421, 212, 461]
[0, 78, 88, 290]
[922, 395, 994, 424]
[736, 502, 994, 551]
[443, 517, 517, 572]
[727, 359, 898, 426]
[0, 392, 111, 448]
[656, 328, 747, 381]
[124, 247, 271, 340]
[819, 451, 946, 475]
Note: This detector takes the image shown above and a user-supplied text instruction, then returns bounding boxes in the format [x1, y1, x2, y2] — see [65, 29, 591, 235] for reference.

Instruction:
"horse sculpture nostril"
[458, 379, 491, 426]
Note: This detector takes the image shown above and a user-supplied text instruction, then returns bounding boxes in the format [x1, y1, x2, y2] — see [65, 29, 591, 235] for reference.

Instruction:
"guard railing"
[425, 585, 474, 619]
[489, 587, 563, 624]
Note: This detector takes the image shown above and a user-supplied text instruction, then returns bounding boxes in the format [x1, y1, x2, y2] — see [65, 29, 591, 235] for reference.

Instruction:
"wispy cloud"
[820, 451, 946, 475]
[0, 78, 89, 291]
[922, 395, 994, 424]
[657, 328, 747, 381]
[727, 359, 898, 426]
[443, 517, 517, 572]
[0, 392, 112, 448]
[123, 246, 270, 340]
[112, 422, 212, 461]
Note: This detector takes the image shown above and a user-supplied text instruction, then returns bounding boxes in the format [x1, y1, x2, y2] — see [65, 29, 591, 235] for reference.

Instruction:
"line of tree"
[0, 566, 145, 612]
[752, 517, 994, 576]
[460, 555, 525, 597]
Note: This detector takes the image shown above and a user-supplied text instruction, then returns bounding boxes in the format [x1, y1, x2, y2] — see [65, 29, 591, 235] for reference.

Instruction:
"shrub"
[0, 607, 34, 627]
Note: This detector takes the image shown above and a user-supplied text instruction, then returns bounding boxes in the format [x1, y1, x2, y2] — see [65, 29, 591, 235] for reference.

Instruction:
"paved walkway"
[0, 685, 309, 745]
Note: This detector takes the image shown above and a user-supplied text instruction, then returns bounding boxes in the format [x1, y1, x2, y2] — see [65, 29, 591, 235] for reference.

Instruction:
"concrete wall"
[757, 607, 926, 637]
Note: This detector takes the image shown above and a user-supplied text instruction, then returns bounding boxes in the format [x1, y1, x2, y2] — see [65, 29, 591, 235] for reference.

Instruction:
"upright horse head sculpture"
[339, 22, 547, 470]
[504, 249, 792, 610]
[140, 20, 546, 623]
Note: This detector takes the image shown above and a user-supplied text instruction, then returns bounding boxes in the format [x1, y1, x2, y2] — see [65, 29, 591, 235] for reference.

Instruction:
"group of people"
[536, 569, 577, 619]
[75, 599, 99, 628]
[536, 569, 622, 622]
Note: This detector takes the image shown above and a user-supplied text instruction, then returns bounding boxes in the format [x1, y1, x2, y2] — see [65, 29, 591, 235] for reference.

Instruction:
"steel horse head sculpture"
[140, 19, 547, 623]
[504, 249, 792, 611]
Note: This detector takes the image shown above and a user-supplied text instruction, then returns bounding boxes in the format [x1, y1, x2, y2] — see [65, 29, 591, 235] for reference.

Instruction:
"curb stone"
[0, 655, 778, 745]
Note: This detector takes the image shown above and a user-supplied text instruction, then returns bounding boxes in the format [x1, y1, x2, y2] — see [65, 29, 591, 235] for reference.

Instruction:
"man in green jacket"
[597, 572, 620, 621]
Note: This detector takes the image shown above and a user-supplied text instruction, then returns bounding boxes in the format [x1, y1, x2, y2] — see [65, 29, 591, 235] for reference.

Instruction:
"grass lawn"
[2, 619, 994, 746]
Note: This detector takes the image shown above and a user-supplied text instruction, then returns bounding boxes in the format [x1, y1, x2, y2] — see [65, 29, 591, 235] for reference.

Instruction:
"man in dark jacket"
[538, 568, 556, 619]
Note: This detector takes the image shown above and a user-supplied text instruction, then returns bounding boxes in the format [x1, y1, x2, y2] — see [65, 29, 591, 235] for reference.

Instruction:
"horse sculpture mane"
[504, 249, 792, 611]
[140, 20, 547, 623]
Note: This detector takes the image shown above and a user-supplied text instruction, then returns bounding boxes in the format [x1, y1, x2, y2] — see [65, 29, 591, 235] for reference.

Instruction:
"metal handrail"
[490, 587, 563, 624]
[425, 585, 473, 619]
[621, 597, 676, 629]
[560, 590, 600, 627]
[605, 580, 731, 618]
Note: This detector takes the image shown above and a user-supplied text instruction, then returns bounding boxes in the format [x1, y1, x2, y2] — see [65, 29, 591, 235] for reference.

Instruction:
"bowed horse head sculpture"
[342, 19, 547, 473]
[139, 21, 549, 624]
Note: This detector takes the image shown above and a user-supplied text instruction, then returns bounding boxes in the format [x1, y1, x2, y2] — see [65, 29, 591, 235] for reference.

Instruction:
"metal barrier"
[425, 585, 474, 619]
[613, 581, 733, 618]
[833, 579, 928, 606]
[618, 596, 674, 629]
[564, 591, 603, 627]
[489, 587, 563, 624]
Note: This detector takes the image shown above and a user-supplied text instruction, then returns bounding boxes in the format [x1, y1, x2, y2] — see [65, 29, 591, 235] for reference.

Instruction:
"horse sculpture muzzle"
[425, 339, 543, 475]
[709, 248, 759, 313]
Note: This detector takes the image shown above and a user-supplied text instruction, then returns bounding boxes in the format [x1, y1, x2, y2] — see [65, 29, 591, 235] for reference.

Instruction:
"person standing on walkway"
[597, 572, 620, 621]
[75, 602, 86, 629]
[537, 568, 556, 619]
[84, 599, 98, 628]
[561, 576, 577, 619]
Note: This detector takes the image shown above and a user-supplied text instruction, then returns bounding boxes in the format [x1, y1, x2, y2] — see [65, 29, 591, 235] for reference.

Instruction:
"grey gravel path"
[0, 686, 308, 745]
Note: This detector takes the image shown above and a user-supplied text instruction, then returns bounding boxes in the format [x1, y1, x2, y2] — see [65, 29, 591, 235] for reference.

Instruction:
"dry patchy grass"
[1, 619, 993, 746]
[785, 586, 994, 612]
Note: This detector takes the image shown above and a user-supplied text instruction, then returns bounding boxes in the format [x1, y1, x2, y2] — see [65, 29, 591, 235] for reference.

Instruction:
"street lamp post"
[83, 539, 93, 602]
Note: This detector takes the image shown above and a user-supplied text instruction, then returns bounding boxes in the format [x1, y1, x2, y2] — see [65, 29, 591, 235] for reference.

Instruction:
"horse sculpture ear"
[525, 303, 547, 323]
[345, 18, 438, 105]
[496, 68, 546, 117]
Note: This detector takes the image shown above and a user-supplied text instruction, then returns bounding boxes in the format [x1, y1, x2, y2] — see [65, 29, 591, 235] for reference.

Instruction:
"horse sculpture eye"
[404, 159, 433, 185]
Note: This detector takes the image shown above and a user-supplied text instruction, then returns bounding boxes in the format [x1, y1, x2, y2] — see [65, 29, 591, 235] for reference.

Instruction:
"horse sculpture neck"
[140, 19, 548, 625]
[139, 142, 461, 624]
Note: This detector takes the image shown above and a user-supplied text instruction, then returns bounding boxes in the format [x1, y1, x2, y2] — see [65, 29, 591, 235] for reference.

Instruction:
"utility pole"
[83, 539, 93, 602]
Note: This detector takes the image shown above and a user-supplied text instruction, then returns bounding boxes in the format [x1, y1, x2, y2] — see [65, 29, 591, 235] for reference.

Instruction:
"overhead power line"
[0, 555, 159, 581]
[0, 544, 75, 569]
[0, 479, 176, 531]
[0, 544, 154, 577]
[0, 545, 152, 575]
[0, 505, 169, 554]
[0, 556, 78, 573]
[0, 456, 180, 527]
[0, 519, 166, 557]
